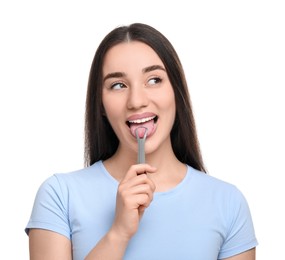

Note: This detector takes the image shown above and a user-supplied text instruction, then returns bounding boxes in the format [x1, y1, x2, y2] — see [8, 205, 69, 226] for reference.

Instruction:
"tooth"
[129, 116, 155, 124]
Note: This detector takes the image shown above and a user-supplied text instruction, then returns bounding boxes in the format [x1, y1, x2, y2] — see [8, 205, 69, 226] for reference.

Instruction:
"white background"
[0, 0, 284, 259]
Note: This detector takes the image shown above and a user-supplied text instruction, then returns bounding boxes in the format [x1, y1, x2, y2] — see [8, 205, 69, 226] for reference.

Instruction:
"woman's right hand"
[110, 164, 157, 241]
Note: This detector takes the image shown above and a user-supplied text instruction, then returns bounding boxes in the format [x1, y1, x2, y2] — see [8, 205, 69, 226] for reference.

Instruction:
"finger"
[118, 176, 155, 209]
[118, 176, 154, 198]
[129, 184, 155, 201]
[117, 186, 153, 211]
[138, 205, 146, 219]
[123, 164, 157, 182]
[135, 193, 152, 208]
[121, 172, 156, 192]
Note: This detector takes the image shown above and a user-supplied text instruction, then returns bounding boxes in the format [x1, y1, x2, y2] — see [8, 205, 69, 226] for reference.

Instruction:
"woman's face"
[102, 41, 176, 155]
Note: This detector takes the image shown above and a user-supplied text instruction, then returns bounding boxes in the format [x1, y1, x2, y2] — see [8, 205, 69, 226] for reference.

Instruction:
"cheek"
[162, 89, 176, 124]
[102, 95, 123, 121]
[159, 87, 175, 110]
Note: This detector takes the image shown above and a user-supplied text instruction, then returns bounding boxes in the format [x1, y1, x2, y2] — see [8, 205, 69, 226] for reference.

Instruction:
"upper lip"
[126, 112, 157, 125]
[127, 112, 157, 121]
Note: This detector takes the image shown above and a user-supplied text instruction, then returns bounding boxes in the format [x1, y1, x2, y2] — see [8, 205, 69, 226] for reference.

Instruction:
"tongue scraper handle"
[135, 127, 148, 164]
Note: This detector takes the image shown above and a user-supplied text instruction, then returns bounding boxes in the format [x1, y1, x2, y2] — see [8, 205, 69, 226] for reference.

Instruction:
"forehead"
[103, 41, 164, 74]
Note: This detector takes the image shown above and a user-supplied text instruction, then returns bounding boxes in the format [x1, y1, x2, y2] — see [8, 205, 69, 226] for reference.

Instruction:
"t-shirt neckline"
[97, 160, 192, 198]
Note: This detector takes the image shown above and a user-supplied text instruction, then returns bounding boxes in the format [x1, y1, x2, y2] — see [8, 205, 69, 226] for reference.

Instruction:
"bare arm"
[29, 229, 72, 260]
[223, 248, 256, 260]
[85, 164, 156, 260]
[28, 164, 156, 260]
[28, 222, 128, 260]
[84, 229, 128, 260]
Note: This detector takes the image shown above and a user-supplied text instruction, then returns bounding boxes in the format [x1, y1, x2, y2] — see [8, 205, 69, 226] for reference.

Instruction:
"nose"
[127, 84, 149, 110]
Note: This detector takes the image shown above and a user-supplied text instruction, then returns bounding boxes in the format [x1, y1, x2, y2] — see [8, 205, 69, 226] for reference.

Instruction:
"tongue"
[130, 120, 154, 138]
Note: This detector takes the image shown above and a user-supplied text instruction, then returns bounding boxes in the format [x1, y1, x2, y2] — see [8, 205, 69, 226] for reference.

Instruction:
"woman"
[26, 23, 258, 259]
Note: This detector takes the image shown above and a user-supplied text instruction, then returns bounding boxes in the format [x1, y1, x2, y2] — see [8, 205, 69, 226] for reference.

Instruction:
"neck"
[103, 140, 187, 192]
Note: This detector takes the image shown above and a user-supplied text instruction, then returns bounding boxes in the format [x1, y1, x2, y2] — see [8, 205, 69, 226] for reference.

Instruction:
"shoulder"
[32, 160, 117, 215]
[187, 166, 248, 207]
[188, 166, 238, 191]
[37, 161, 111, 196]
[187, 166, 257, 243]
[48, 160, 106, 183]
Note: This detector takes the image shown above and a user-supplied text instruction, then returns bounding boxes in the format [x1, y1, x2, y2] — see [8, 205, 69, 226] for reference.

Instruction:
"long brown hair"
[85, 23, 206, 173]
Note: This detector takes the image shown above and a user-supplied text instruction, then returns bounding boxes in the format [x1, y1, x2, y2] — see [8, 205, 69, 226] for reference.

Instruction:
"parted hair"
[84, 23, 206, 173]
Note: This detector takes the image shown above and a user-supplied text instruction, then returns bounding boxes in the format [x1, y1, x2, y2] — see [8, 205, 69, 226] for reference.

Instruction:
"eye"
[111, 82, 126, 90]
[147, 77, 162, 86]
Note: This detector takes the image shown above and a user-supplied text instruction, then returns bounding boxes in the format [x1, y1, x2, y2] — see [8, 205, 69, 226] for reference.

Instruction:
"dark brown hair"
[85, 23, 206, 172]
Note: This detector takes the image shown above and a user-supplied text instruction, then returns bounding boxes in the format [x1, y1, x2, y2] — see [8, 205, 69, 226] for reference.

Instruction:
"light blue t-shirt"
[26, 161, 257, 259]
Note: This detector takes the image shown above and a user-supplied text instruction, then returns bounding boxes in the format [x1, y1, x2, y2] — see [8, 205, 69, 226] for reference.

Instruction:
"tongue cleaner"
[135, 126, 148, 164]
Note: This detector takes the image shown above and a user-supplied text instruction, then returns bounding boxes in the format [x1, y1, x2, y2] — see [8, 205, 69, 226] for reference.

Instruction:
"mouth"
[126, 115, 158, 138]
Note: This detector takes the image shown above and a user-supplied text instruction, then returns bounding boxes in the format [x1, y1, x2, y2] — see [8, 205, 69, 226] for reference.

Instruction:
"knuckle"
[129, 165, 137, 171]
[120, 189, 129, 198]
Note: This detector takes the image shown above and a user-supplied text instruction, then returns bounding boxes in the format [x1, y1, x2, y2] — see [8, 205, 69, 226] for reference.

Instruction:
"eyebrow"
[142, 65, 166, 73]
[103, 72, 126, 82]
[103, 65, 166, 82]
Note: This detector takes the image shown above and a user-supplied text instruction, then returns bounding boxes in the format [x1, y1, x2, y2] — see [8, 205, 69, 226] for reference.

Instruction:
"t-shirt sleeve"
[25, 175, 71, 239]
[218, 186, 258, 259]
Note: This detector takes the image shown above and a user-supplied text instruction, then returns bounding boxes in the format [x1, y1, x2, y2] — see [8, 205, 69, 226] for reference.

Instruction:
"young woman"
[26, 23, 258, 259]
